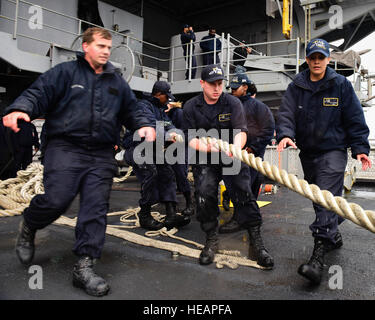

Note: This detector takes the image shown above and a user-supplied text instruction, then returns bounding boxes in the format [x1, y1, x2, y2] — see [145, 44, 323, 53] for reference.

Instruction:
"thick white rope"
[202, 137, 375, 233]
[0, 163, 44, 217]
[113, 166, 133, 183]
[54, 215, 262, 270]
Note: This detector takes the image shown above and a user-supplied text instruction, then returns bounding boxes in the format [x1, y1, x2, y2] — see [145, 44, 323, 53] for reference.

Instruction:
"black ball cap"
[201, 64, 225, 83]
[152, 81, 175, 100]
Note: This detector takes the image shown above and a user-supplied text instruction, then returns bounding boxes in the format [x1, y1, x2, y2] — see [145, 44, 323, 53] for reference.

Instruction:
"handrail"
[0, 14, 15, 22]
[2, 0, 371, 100]
[229, 34, 263, 56]
[2, 0, 296, 70]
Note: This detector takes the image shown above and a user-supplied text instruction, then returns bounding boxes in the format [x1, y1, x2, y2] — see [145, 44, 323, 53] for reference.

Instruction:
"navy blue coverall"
[123, 94, 177, 207]
[182, 92, 262, 233]
[277, 66, 370, 244]
[4, 52, 152, 259]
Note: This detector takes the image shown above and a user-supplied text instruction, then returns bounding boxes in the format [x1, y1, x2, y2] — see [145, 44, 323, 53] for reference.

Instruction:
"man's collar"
[196, 92, 225, 106]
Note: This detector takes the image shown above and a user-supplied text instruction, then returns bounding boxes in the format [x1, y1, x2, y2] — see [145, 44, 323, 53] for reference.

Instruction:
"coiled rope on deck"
[0, 164, 133, 217]
[54, 214, 261, 270]
[0, 163, 44, 217]
[108, 208, 244, 257]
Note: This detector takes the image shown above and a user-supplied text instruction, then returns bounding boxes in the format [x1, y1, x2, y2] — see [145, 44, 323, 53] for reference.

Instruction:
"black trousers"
[14, 146, 33, 171]
[248, 149, 267, 199]
[202, 53, 220, 66]
[124, 146, 177, 206]
[192, 162, 262, 233]
[300, 149, 347, 244]
[172, 163, 191, 194]
[23, 139, 117, 259]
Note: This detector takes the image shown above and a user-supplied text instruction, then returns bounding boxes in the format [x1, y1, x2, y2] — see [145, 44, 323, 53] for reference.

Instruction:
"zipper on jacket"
[89, 75, 97, 137]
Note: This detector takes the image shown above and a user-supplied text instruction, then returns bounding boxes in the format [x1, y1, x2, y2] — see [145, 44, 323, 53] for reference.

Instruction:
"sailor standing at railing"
[232, 40, 252, 68]
[200, 27, 222, 66]
[2, 27, 156, 297]
[180, 24, 197, 80]
[276, 38, 372, 286]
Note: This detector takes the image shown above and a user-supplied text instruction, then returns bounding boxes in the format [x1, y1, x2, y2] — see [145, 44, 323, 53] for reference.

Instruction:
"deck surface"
[1, 176, 375, 301]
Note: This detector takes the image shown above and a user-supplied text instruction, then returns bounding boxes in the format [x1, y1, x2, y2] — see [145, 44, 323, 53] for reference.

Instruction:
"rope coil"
[0, 163, 133, 217]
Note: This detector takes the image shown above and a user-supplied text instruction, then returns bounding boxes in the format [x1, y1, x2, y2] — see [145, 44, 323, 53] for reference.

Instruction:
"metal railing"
[222, 34, 301, 84]
[171, 34, 225, 82]
[0, 0, 298, 81]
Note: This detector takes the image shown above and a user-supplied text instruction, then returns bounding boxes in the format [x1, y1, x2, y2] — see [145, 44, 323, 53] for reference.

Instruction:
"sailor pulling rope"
[1, 135, 375, 231]
[1, 135, 374, 270]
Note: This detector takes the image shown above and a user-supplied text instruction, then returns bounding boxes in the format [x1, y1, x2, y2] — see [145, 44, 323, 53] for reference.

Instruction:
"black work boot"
[324, 231, 343, 252]
[298, 238, 326, 285]
[73, 256, 110, 297]
[199, 230, 219, 265]
[138, 205, 164, 230]
[164, 202, 191, 230]
[219, 218, 243, 234]
[248, 224, 274, 269]
[182, 192, 195, 216]
[15, 218, 36, 265]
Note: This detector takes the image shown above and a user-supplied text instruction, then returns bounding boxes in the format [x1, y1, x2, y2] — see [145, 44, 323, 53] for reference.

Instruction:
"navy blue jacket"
[182, 92, 247, 144]
[4, 52, 151, 149]
[238, 95, 275, 157]
[168, 107, 184, 129]
[122, 94, 175, 149]
[180, 31, 196, 54]
[200, 34, 222, 53]
[276, 67, 370, 157]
